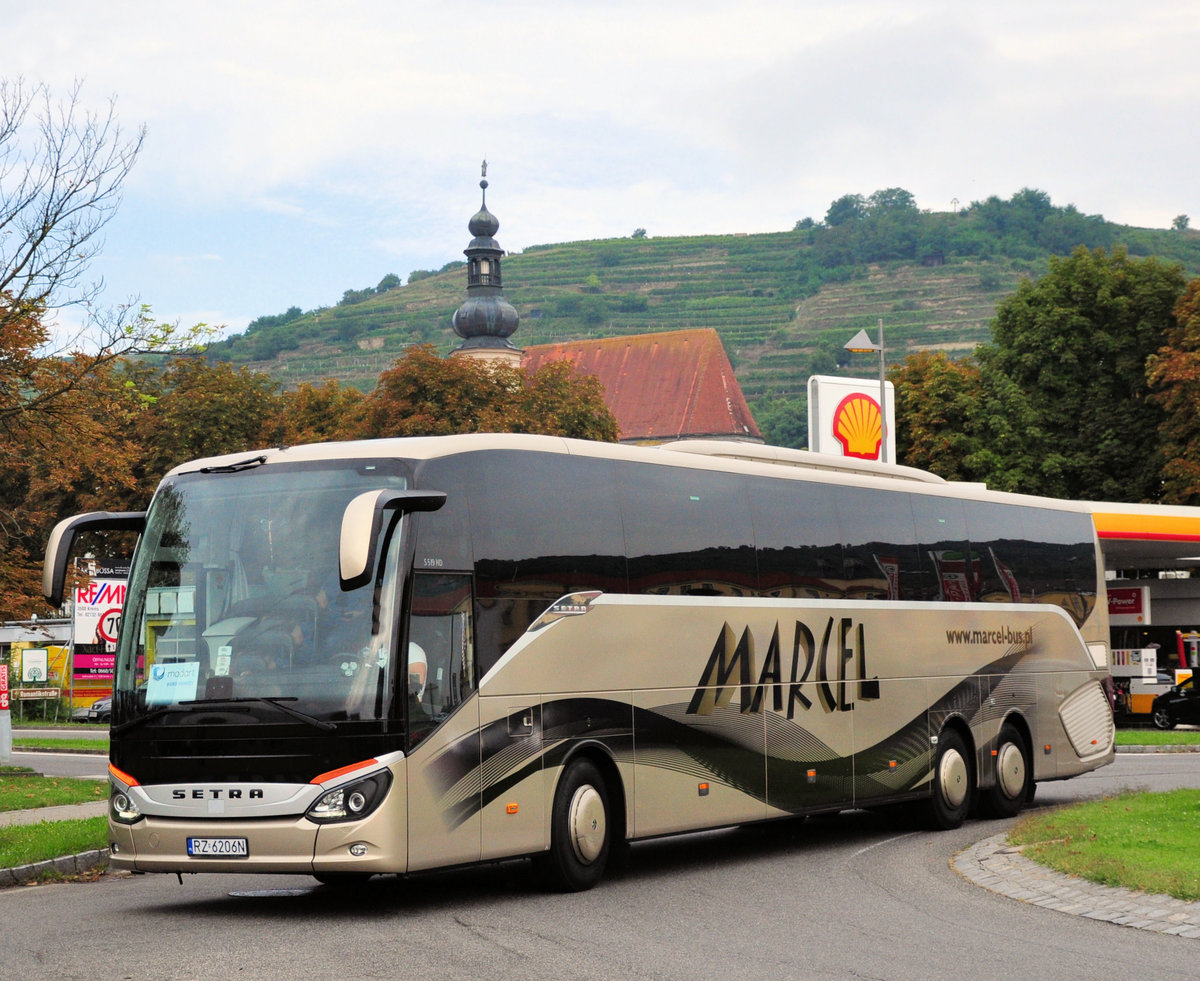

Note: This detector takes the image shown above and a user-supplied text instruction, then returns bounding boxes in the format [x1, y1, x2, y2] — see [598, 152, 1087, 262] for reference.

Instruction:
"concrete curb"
[1117, 744, 1200, 753]
[0, 802, 110, 889]
[0, 848, 109, 888]
[954, 833, 1200, 937]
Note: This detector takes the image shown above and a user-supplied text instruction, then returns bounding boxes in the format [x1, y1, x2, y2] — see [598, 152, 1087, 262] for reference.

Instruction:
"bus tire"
[977, 723, 1029, 819]
[926, 728, 972, 830]
[542, 758, 611, 892]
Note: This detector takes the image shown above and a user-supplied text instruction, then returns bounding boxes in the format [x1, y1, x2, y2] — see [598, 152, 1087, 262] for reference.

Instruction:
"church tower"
[450, 161, 522, 365]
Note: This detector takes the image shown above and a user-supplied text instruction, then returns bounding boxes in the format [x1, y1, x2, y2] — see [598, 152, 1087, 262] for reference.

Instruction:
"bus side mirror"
[42, 511, 147, 608]
[339, 489, 447, 590]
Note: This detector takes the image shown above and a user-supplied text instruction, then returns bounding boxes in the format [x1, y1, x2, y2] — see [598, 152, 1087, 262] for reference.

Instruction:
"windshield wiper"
[199, 454, 267, 474]
[111, 696, 337, 735]
[110, 706, 183, 737]
[177, 695, 338, 731]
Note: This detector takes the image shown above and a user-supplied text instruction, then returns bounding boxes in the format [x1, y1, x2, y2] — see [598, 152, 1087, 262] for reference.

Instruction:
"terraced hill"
[209, 197, 1200, 409]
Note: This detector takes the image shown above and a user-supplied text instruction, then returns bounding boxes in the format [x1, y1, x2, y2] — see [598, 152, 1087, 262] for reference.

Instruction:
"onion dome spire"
[451, 160, 520, 356]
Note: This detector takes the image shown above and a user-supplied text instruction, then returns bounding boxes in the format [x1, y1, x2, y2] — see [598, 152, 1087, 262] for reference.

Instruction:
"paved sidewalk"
[0, 801, 107, 827]
[954, 833, 1200, 938]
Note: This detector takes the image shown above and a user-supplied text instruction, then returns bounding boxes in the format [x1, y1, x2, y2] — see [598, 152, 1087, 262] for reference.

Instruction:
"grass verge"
[1009, 790, 1200, 902]
[0, 817, 107, 870]
[12, 736, 109, 753]
[1114, 728, 1200, 746]
[0, 776, 108, 812]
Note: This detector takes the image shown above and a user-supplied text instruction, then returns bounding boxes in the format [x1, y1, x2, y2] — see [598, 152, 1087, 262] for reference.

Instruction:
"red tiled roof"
[523, 328, 762, 442]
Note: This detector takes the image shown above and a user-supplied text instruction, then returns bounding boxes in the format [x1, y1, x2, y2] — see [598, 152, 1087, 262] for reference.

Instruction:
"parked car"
[86, 695, 112, 723]
[1151, 676, 1199, 730]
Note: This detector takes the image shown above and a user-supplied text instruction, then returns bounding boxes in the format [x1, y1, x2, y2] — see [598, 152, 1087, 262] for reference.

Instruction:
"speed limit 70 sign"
[97, 608, 122, 645]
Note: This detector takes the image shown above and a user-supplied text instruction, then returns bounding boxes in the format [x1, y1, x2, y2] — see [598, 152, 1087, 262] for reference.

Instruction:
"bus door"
[404, 573, 484, 872]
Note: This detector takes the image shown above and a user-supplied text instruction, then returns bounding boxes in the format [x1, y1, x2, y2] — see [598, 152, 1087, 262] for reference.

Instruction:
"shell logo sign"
[833, 392, 882, 460]
[807, 375, 895, 462]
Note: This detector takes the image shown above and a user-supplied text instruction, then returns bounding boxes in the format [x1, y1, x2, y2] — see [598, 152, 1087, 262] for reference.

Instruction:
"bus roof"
[164, 433, 1092, 514]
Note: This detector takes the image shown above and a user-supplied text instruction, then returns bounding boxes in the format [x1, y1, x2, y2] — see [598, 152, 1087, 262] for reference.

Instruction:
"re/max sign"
[75, 581, 126, 607]
[687, 617, 880, 719]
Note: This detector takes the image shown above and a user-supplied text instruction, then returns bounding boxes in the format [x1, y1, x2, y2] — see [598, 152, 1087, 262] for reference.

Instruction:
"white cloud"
[1, 0, 1196, 327]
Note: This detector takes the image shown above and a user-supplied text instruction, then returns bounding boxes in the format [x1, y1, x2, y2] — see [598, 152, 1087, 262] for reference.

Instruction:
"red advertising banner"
[1108, 586, 1150, 625]
[0, 664, 9, 711]
[74, 652, 117, 677]
[1108, 587, 1144, 616]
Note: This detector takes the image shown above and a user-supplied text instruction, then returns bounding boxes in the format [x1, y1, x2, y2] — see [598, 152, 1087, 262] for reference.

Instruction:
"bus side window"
[408, 573, 476, 744]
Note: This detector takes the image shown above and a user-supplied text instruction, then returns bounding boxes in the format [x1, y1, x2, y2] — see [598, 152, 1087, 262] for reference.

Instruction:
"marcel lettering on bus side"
[686, 616, 881, 719]
[686, 612, 1040, 720]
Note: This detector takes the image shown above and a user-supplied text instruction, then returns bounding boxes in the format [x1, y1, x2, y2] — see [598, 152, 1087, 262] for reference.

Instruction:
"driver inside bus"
[257, 508, 367, 661]
[287, 569, 367, 659]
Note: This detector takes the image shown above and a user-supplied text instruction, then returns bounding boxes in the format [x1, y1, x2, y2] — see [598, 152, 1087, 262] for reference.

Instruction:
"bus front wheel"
[541, 758, 611, 892]
[977, 723, 1029, 819]
[927, 729, 972, 830]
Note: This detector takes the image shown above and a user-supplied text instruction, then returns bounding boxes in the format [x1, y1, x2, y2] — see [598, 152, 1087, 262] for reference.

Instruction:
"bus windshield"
[113, 459, 409, 725]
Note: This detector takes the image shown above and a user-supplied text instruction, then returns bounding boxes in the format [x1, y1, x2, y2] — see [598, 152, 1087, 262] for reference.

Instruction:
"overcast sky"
[6, 0, 1198, 337]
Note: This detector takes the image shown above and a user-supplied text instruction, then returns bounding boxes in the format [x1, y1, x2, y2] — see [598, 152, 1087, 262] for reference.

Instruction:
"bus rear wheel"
[977, 723, 1030, 819]
[541, 758, 611, 892]
[926, 729, 972, 830]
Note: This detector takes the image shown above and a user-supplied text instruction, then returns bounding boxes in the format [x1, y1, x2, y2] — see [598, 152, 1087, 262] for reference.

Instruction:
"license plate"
[187, 837, 248, 858]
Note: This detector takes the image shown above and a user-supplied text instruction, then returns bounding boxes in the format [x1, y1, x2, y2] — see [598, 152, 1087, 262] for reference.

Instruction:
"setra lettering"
[171, 788, 265, 800]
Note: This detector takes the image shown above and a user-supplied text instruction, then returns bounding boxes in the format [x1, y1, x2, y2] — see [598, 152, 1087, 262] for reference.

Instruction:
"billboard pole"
[843, 321, 888, 463]
[0, 664, 11, 763]
[876, 318, 887, 464]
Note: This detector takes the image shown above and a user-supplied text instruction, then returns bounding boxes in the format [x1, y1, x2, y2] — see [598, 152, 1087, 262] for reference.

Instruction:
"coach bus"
[43, 434, 1114, 890]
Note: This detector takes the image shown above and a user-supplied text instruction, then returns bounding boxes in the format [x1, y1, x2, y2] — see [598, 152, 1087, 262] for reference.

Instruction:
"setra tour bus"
[43, 434, 1114, 890]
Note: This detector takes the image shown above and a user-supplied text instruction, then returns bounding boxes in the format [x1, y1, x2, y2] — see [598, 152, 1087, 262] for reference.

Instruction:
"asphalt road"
[7, 750, 108, 778]
[3, 752, 1200, 979]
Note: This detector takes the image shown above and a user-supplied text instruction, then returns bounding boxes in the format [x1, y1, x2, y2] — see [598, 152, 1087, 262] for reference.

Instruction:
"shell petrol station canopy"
[1090, 503, 1200, 573]
[522, 328, 762, 444]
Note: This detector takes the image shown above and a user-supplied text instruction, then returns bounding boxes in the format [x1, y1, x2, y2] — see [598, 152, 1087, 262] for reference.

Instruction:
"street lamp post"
[844, 319, 887, 463]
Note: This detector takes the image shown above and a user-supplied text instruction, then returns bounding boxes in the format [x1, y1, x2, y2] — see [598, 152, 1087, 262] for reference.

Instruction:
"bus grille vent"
[1058, 681, 1114, 759]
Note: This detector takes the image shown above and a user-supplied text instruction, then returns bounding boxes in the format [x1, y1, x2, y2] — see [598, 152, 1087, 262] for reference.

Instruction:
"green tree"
[1173, 215, 1191, 231]
[1147, 278, 1200, 503]
[889, 353, 984, 480]
[824, 194, 866, 226]
[272, 379, 365, 446]
[356, 345, 618, 441]
[752, 395, 807, 449]
[515, 359, 620, 441]
[0, 324, 145, 616]
[1, 79, 144, 346]
[131, 358, 282, 487]
[974, 246, 1186, 500]
[868, 188, 918, 213]
[0, 80, 208, 616]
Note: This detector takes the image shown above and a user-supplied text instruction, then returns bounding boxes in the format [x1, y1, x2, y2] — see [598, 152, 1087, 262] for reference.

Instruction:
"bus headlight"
[110, 789, 143, 825]
[306, 771, 392, 823]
